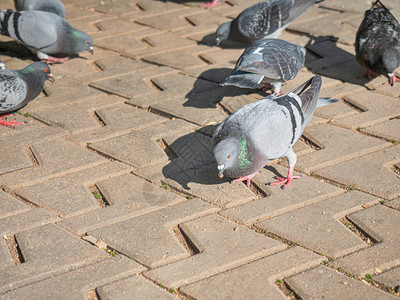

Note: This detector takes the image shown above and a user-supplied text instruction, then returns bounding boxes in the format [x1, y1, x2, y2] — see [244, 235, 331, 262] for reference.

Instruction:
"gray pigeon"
[14, 0, 66, 18]
[0, 61, 54, 128]
[355, 0, 400, 86]
[216, 0, 324, 45]
[213, 75, 338, 189]
[220, 39, 306, 94]
[0, 60, 5, 70]
[0, 9, 93, 63]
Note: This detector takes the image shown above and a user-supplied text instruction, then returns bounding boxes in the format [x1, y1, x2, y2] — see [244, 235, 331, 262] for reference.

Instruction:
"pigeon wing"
[236, 0, 293, 40]
[0, 71, 27, 112]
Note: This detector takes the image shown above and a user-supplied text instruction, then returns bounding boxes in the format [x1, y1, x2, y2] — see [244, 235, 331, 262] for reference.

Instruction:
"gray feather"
[213, 75, 327, 179]
[14, 0, 66, 18]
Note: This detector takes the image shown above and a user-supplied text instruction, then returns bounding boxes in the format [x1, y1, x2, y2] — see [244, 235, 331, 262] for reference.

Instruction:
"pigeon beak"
[89, 46, 94, 55]
[217, 164, 225, 178]
[216, 37, 220, 46]
[48, 73, 55, 83]
[388, 72, 394, 86]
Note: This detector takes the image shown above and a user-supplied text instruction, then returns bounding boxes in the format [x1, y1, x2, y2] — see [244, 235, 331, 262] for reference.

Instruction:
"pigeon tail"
[371, 0, 388, 11]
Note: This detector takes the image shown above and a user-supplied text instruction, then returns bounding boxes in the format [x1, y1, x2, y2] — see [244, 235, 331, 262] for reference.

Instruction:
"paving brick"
[19, 78, 103, 113]
[332, 91, 400, 130]
[15, 162, 132, 218]
[0, 208, 60, 236]
[295, 123, 390, 174]
[86, 119, 197, 167]
[0, 224, 107, 293]
[50, 58, 97, 78]
[286, 266, 397, 300]
[0, 238, 13, 270]
[88, 199, 219, 268]
[181, 247, 323, 300]
[31, 95, 125, 134]
[386, 197, 400, 211]
[316, 145, 400, 200]
[0, 190, 29, 219]
[361, 119, 400, 143]
[96, 276, 176, 300]
[220, 165, 344, 225]
[372, 266, 400, 291]
[0, 139, 106, 188]
[0, 125, 66, 175]
[0, 256, 145, 300]
[144, 214, 286, 288]
[69, 103, 169, 145]
[331, 205, 400, 277]
[256, 191, 379, 257]
[57, 172, 187, 235]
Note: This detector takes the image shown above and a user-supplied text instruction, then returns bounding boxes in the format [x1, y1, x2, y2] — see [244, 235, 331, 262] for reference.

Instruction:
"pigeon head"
[21, 62, 55, 83]
[216, 22, 231, 46]
[382, 49, 399, 85]
[213, 138, 239, 178]
[69, 28, 94, 54]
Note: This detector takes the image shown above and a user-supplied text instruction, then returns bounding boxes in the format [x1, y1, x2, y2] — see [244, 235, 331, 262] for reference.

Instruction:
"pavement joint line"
[339, 216, 378, 245]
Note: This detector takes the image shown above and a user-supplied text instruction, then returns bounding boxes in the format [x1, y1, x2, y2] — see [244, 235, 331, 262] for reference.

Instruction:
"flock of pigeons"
[0, 0, 399, 189]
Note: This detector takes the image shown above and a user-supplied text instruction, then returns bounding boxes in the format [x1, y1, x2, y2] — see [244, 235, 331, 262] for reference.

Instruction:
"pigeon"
[14, 0, 66, 18]
[220, 39, 306, 94]
[0, 61, 54, 128]
[355, 0, 400, 86]
[216, 0, 324, 45]
[201, 0, 227, 8]
[213, 75, 338, 189]
[0, 9, 93, 63]
[0, 60, 5, 70]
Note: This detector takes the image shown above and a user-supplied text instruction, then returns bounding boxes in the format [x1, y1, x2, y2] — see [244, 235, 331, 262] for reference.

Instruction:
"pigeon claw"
[0, 114, 24, 129]
[41, 56, 69, 64]
[232, 172, 259, 187]
[267, 168, 301, 189]
[200, 0, 225, 8]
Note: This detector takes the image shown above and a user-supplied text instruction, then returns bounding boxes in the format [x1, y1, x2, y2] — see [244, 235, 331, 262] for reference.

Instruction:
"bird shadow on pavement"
[0, 41, 34, 59]
[161, 124, 231, 190]
[183, 67, 258, 109]
[303, 34, 371, 86]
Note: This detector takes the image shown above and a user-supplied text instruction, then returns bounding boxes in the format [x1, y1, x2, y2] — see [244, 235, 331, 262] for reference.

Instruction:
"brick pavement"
[0, 0, 399, 298]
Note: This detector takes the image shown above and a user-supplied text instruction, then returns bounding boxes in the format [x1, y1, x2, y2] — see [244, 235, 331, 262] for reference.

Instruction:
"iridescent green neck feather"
[238, 134, 253, 168]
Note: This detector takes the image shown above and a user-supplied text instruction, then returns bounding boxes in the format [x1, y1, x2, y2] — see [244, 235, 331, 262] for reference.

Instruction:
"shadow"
[0, 41, 34, 59]
[162, 124, 231, 190]
[183, 68, 256, 108]
[303, 35, 369, 86]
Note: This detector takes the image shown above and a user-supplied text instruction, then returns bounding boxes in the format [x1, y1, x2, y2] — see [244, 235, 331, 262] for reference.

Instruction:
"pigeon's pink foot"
[201, 0, 225, 8]
[232, 171, 259, 187]
[362, 69, 376, 80]
[268, 167, 301, 189]
[387, 73, 400, 86]
[41, 56, 68, 64]
[0, 114, 24, 129]
[261, 83, 273, 92]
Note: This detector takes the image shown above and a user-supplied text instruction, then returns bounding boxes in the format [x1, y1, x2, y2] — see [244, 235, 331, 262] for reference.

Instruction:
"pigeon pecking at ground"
[355, 0, 400, 86]
[14, 0, 66, 18]
[220, 39, 306, 95]
[0, 61, 54, 128]
[213, 75, 338, 189]
[215, 0, 324, 45]
[0, 9, 93, 63]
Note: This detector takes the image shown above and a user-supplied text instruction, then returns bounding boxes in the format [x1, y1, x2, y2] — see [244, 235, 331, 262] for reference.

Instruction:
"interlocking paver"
[0, 139, 106, 188]
[15, 162, 132, 218]
[221, 165, 345, 225]
[372, 266, 400, 291]
[0, 224, 108, 293]
[181, 247, 323, 300]
[295, 123, 390, 174]
[0, 256, 145, 300]
[58, 172, 187, 235]
[316, 145, 400, 200]
[0, 190, 29, 218]
[286, 266, 397, 300]
[96, 276, 176, 300]
[88, 199, 219, 268]
[361, 119, 400, 143]
[331, 205, 400, 277]
[256, 191, 379, 257]
[145, 214, 286, 289]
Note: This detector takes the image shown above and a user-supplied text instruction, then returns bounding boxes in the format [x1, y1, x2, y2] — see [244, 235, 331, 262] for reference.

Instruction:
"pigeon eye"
[85, 41, 90, 44]
[218, 33, 222, 37]
[227, 154, 231, 159]
[44, 68, 48, 73]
